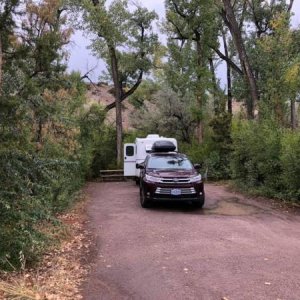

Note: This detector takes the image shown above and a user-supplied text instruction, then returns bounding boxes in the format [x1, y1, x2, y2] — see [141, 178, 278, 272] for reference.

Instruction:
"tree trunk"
[196, 120, 203, 144]
[226, 63, 232, 115]
[208, 57, 219, 114]
[291, 98, 297, 130]
[91, 0, 124, 165]
[0, 36, 2, 94]
[109, 46, 123, 165]
[221, 0, 259, 119]
[222, 30, 232, 115]
[195, 37, 205, 144]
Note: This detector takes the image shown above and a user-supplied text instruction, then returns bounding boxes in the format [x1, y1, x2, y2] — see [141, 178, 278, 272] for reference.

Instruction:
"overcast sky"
[67, 0, 300, 84]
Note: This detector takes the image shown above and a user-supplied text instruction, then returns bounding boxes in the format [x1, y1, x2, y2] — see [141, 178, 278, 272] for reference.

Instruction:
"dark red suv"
[137, 152, 205, 208]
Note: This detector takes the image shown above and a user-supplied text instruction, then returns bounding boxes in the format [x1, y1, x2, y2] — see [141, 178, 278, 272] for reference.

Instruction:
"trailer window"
[126, 145, 135, 156]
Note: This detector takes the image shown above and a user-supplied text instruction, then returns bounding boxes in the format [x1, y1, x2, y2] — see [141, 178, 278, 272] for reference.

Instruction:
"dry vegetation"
[0, 196, 92, 300]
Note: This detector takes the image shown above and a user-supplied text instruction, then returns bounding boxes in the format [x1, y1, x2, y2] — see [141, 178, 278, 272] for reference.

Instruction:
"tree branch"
[105, 70, 144, 111]
[121, 71, 143, 101]
[220, 8, 231, 30]
[80, 66, 98, 88]
[288, 0, 294, 12]
[239, 0, 247, 31]
[246, 0, 267, 37]
[170, 0, 188, 19]
[210, 45, 243, 75]
[167, 17, 189, 40]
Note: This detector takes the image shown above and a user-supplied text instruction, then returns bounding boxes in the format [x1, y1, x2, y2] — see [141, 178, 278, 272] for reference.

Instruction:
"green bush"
[280, 131, 300, 200]
[90, 126, 118, 175]
[231, 119, 300, 202]
[0, 85, 118, 270]
[0, 151, 46, 269]
[181, 113, 232, 180]
[79, 104, 117, 177]
[181, 142, 231, 181]
[231, 119, 282, 194]
[0, 150, 83, 269]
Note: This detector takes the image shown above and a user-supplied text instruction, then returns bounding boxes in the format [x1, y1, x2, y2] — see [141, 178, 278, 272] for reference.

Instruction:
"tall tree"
[257, 12, 300, 127]
[78, 0, 158, 164]
[20, 0, 73, 147]
[219, 0, 259, 119]
[0, 0, 92, 269]
[131, 86, 197, 143]
[165, 0, 219, 143]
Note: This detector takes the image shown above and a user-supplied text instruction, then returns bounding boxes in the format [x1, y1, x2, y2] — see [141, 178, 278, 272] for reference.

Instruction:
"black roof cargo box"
[152, 140, 176, 152]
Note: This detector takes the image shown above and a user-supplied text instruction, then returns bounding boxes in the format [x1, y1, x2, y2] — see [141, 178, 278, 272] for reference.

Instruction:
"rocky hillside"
[85, 83, 255, 131]
[86, 83, 135, 130]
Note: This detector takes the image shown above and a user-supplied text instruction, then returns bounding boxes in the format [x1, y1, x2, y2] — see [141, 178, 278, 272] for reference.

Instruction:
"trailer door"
[124, 143, 136, 176]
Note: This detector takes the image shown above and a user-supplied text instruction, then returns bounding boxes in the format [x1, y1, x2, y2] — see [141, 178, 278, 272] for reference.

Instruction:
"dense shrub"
[89, 126, 118, 176]
[208, 113, 232, 179]
[0, 0, 119, 271]
[182, 142, 228, 180]
[231, 120, 281, 190]
[0, 77, 115, 270]
[181, 113, 232, 180]
[280, 131, 300, 200]
[0, 151, 82, 269]
[0, 102, 114, 269]
[79, 104, 117, 177]
[231, 119, 300, 202]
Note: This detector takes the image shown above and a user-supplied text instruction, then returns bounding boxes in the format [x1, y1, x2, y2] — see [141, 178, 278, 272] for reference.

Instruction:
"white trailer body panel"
[123, 135, 178, 178]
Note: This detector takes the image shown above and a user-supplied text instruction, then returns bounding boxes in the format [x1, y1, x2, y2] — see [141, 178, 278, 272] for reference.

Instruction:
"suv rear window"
[147, 156, 193, 170]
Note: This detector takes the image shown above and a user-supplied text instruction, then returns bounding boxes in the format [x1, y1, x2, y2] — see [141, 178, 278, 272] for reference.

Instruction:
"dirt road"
[82, 182, 300, 300]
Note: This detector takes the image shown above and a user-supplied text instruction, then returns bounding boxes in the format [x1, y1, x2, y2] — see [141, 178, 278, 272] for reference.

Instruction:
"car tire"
[193, 201, 204, 209]
[140, 187, 151, 208]
[193, 194, 205, 209]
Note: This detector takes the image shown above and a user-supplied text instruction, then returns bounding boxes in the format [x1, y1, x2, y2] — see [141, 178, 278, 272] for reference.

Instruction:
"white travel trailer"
[124, 134, 178, 179]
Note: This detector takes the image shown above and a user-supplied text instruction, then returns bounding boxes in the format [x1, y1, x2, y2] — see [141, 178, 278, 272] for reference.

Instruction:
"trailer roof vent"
[152, 141, 176, 152]
[146, 134, 160, 139]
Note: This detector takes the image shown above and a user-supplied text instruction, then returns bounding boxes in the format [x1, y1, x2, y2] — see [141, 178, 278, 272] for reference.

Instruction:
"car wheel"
[140, 187, 151, 208]
[193, 201, 204, 209]
[193, 194, 205, 209]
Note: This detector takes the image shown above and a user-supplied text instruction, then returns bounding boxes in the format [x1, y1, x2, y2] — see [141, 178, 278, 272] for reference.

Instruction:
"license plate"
[171, 189, 181, 196]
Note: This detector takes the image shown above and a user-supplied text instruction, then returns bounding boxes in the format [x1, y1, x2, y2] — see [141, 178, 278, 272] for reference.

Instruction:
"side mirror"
[136, 163, 144, 169]
[193, 163, 202, 170]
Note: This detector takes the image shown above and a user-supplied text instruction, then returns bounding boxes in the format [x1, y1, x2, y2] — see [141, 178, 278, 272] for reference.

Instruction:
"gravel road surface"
[82, 182, 300, 300]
